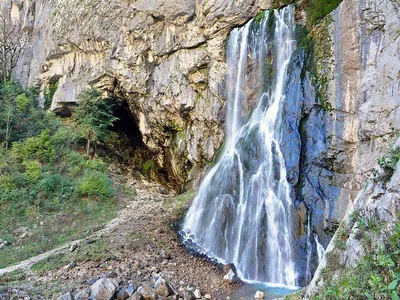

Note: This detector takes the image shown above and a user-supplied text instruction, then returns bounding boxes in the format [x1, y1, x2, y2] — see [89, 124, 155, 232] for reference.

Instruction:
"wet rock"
[90, 278, 118, 300]
[254, 291, 264, 299]
[193, 289, 201, 299]
[136, 286, 157, 300]
[154, 278, 173, 297]
[223, 269, 239, 284]
[222, 264, 240, 284]
[57, 292, 74, 300]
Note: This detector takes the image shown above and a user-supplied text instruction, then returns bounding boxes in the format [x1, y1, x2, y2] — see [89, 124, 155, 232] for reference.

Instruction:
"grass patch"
[31, 237, 113, 274]
[0, 269, 26, 284]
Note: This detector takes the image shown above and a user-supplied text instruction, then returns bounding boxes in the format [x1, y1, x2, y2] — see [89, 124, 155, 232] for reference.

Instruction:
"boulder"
[136, 286, 157, 300]
[90, 278, 118, 300]
[254, 291, 264, 299]
[154, 278, 173, 297]
[222, 264, 240, 284]
[193, 289, 201, 299]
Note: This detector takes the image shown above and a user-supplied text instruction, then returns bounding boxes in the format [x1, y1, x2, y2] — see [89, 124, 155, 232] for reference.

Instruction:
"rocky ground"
[0, 164, 242, 300]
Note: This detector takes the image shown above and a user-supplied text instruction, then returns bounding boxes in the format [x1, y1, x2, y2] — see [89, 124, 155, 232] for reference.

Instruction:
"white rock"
[90, 278, 118, 300]
[193, 289, 201, 299]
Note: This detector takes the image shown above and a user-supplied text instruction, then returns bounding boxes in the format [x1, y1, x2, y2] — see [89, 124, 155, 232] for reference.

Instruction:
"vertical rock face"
[296, 0, 400, 284]
[4, 0, 269, 188]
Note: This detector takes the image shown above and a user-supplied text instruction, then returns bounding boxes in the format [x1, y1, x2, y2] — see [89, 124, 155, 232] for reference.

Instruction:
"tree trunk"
[86, 138, 91, 157]
[91, 142, 97, 159]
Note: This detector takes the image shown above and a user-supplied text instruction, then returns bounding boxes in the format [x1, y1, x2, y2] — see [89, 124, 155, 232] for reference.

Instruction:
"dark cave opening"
[109, 98, 144, 149]
[104, 97, 172, 188]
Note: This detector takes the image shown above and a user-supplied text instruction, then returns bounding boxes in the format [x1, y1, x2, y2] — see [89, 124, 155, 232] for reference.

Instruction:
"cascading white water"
[315, 234, 325, 263]
[305, 212, 312, 283]
[181, 6, 298, 287]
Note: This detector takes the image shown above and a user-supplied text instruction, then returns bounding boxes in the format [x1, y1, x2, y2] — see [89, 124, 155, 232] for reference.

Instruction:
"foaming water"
[181, 6, 298, 287]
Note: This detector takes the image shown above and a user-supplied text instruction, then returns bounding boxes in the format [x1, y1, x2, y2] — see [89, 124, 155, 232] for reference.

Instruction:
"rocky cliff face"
[5, 0, 276, 190]
[3, 0, 400, 287]
[297, 0, 400, 286]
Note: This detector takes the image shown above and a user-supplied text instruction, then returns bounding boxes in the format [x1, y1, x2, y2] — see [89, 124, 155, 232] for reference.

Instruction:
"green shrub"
[83, 158, 107, 172]
[0, 174, 14, 191]
[377, 147, 400, 183]
[23, 160, 42, 183]
[12, 130, 55, 162]
[38, 173, 74, 199]
[77, 170, 113, 199]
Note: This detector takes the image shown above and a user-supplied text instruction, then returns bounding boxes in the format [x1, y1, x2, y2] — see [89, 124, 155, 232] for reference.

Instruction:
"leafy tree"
[74, 89, 118, 157]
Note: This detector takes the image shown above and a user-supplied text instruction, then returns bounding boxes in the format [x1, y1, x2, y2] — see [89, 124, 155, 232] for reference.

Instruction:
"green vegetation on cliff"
[0, 82, 118, 268]
[304, 0, 342, 27]
[314, 224, 400, 299]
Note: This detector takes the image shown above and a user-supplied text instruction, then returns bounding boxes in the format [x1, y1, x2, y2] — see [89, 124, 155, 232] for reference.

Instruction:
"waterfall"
[181, 6, 298, 287]
[305, 211, 312, 283]
[315, 234, 325, 263]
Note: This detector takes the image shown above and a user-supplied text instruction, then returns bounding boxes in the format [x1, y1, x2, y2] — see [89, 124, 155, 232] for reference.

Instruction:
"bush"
[37, 173, 74, 200]
[376, 147, 400, 183]
[12, 130, 55, 162]
[23, 160, 42, 183]
[0, 174, 14, 191]
[77, 170, 113, 199]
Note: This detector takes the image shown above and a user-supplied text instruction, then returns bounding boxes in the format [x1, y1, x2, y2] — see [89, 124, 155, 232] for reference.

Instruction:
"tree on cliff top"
[74, 89, 118, 158]
[0, 13, 28, 84]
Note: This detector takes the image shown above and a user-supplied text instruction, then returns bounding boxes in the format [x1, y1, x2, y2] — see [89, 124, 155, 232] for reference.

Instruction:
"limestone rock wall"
[5, 0, 271, 188]
[300, 0, 400, 286]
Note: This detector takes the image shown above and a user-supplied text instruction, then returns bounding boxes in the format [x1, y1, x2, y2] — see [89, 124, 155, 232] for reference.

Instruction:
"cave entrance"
[105, 98, 169, 185]
[109, 98, 144, 149]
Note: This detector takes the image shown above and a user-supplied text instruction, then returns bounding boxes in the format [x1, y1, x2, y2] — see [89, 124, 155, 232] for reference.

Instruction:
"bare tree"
[0, 12, 27, 84]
